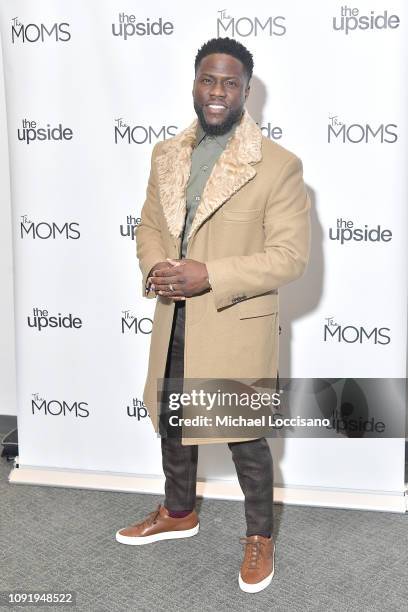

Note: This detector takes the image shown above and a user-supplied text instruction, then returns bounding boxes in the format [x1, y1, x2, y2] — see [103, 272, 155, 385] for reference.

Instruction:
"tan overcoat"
[135, 109, 311, 445]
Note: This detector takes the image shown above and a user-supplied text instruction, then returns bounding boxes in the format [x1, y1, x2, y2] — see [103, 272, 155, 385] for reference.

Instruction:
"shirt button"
[202, 165, 208, 172]
[194, 195, 201, 201]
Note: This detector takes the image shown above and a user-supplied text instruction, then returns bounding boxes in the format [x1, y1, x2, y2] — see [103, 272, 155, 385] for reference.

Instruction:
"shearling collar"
[155, 109, 263, 242]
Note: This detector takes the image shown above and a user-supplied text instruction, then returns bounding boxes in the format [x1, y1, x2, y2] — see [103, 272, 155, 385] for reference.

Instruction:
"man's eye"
[225, 81, 237, 87]
[202, 78, 212, 84]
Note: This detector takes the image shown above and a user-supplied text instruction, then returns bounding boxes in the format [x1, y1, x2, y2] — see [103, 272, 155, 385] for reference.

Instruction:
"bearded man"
[116, 37, 311, 594]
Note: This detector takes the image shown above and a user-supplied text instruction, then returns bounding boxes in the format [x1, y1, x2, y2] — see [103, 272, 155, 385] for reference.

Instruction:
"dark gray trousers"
[159, 301, 274, 537]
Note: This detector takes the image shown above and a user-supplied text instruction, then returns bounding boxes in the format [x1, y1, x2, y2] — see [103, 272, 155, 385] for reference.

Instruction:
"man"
[116, 37, 311, 594]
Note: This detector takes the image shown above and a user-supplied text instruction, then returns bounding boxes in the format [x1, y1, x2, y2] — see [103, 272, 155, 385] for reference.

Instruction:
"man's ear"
[244, 84, 250, 100]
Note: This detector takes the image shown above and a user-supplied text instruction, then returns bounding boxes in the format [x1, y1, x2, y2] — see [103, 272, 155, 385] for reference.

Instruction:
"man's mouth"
[205, 103, 228, 115]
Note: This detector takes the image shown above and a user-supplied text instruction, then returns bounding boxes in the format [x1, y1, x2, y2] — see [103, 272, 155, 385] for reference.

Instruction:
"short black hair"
[194, 37, 254, 82]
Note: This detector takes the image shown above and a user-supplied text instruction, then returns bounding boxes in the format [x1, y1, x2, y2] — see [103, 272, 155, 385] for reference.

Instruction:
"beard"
[194, 102, 244, 136]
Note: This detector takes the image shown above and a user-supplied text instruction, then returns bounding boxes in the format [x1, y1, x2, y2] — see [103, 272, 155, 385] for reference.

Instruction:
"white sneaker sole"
[238, 545, 275, 593]
[115, 523, 199, 545]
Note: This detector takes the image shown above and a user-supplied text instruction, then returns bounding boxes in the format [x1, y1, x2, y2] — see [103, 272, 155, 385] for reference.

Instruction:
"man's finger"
[153, 291, 186, 301]
[153, 265, 185, 276]
[152, 267, 185, 279]
[149, 275, 183, 288]
[166, 258, 182, 266]
[157, 289, 185, 297]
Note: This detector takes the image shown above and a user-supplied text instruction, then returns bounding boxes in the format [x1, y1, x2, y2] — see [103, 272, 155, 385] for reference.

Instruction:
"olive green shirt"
[180, 121, 238, 258]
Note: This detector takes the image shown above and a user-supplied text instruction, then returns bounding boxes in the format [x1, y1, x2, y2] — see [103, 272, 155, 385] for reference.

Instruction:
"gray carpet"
[1, 438, 407, 612]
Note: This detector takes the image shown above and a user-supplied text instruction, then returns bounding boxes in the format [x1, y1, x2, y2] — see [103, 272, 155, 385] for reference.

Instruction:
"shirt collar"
[195, 117, 240, 150]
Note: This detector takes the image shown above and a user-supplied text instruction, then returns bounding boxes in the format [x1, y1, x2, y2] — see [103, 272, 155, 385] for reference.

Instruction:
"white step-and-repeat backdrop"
[1, 0, 406, 510]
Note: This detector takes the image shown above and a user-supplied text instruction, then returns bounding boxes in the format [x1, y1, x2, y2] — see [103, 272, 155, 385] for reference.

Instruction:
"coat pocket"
[237, 291, 278, 319]
[221, 207, 262, 222]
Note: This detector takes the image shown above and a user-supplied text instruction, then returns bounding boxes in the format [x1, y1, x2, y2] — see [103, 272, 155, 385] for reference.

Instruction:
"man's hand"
[147, 261, 172, 278]
[148, 258, 211, 299]
[146, 261, 182, 301]
[146, 260, 186, 301]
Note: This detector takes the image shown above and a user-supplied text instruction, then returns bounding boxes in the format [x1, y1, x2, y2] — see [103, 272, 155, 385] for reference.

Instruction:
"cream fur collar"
[155, 109, 263, 242]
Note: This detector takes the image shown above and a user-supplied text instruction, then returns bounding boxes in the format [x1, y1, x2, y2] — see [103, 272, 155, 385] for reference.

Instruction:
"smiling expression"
[193, 53, 250, 135]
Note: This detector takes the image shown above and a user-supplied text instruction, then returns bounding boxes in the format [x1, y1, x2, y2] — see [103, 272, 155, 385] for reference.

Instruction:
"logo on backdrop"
[323, 317, 391, 345]
[328, 115, 397, 144]
[217, 9, 286, 37]
[257, 122, 283, 140]
[27, 308, 82, 332]
[122, 310, 152, 334]
[114, 118, 177, 144]
[112, 13, 174, 38]
[120, 214, 141, 240]
[333, 6, 400, 35]
[11, 17, 71, 43]
[329, 219, 392, 244]
[18, 119, 73, 144]
[127, 397, 150, 421]
[20, 215, 80, 240]
[31, 393, 89, 417]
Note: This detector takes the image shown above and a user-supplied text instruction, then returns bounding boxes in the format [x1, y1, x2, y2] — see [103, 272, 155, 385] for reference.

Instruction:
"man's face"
[193, 53, 250, 135]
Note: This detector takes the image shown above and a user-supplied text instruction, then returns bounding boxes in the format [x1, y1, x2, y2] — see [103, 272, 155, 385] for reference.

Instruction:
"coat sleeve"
[135, 144, 167, 299]
[205, 155, 311, 310]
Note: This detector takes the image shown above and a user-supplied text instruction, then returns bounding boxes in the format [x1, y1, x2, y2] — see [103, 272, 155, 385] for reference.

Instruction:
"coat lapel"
[155, 109, 263, 241]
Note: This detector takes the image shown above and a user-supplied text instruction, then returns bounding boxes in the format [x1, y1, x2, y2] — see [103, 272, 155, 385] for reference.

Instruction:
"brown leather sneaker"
[115, 504, 199, 545]
[238, 535, 275, 593]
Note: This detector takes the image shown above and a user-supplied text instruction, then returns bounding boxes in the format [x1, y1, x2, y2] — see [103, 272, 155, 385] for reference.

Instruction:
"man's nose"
[209, 81, 226, 98]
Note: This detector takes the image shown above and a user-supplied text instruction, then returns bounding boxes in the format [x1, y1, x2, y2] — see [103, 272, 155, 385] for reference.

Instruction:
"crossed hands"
[146, 258, 211, 301]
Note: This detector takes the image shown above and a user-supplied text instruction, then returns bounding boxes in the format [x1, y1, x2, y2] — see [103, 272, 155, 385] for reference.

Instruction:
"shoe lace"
[239, 537, 266, 570]
[134, 504, 162, 529]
